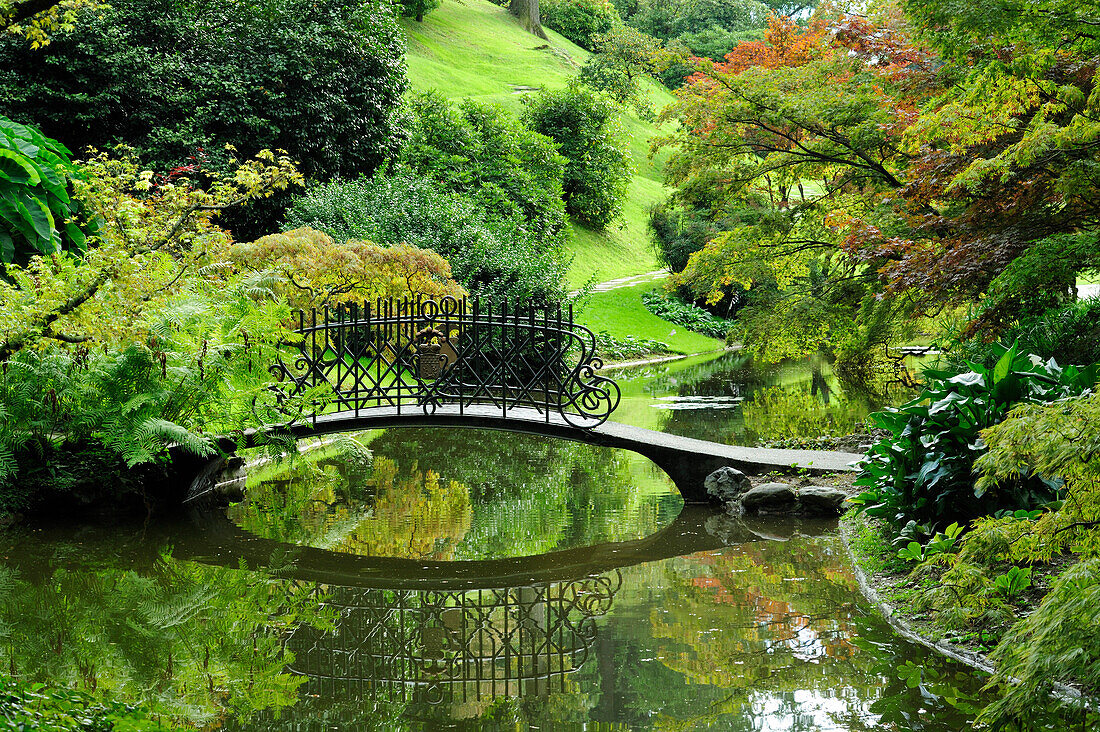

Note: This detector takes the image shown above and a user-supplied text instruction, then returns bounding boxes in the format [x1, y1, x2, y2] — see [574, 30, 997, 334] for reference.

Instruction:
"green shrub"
[950, 297, 1100, 370]
[593, 331, 671, 360]
[284, 174, 570, 306]
[399, 0, 440, 21]
[521, 86, 631, 230]
[641, 290, 734, 338]
[0, 679, 172, 731]
[0, 117, 96, 264]
[0, 0, 406, 240]
[850, 343, 1100, 530]
[395, 92, 567, 247]
[539, 0, 619, 50]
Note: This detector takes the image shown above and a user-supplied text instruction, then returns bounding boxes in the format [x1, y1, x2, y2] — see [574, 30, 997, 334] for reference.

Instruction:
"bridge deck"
[238, 405, 861, 503]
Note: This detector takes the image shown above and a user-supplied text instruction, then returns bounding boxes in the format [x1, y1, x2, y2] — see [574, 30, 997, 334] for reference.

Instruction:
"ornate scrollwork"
[272, 297, 621, 429]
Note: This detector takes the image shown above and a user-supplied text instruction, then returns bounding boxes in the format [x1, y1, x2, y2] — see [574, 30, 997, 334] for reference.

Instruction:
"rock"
[797, 486, 848, 516]
[741, 482, 799, 515]
[705, 466, 751, 504]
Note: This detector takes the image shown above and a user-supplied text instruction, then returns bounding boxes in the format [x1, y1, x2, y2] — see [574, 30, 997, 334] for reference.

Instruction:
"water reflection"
[287, 576, 620, 708]
[611, 351, 894, 445]
[0, 352, 1009, 730]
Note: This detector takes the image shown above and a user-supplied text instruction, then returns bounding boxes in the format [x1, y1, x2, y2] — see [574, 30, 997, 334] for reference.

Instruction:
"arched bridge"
[234, 297, 857, 502]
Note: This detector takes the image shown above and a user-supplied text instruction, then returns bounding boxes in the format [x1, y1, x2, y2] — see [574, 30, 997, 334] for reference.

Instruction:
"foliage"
[0, 0, 405, 239]
[521, 85, 632, 230]
[592, 330, 671, 360]
[925, 383, 1100, 726]
[948, 297, 1100, 372]
[840, 1, 1100, 337]
[0, 116, 94, 264]
[579, 26, 669, 118]
[628, 0, 769, 61]
[851, 344, 1100, 529]
[0, 0, 103, 48]
[641, 289, 734, 338]
[896, 522, 962, 563]
[0, 553, 336, 726]
[538, 0, 618, 51]
[229, 226, 465, 313]
[657, 12, 926, 362]
[0, 146, 301, 360]
[392, 92, 567, 248]
[0, 678, 173, 731]
[284, 174, 570, 305]
[398, 0, 439, 22]
[0, 147, 317, 507]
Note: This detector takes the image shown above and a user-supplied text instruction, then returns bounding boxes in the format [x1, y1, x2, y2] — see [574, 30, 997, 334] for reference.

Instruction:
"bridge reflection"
[288, 574, 621, 708]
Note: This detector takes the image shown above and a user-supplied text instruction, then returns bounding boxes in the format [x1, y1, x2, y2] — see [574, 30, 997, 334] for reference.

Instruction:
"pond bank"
[840, 512, 1091, 708]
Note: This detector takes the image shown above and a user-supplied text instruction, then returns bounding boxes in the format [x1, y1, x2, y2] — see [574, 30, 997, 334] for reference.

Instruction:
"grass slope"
[400, 2, 673, 287]
[578, 281, 721, 354]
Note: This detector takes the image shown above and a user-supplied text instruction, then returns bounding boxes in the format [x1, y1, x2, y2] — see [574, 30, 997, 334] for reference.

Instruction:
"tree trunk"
[509, 0, 548, 40]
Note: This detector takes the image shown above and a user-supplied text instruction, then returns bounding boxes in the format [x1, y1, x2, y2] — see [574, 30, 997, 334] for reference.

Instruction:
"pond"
[0, 352, 1000, 730]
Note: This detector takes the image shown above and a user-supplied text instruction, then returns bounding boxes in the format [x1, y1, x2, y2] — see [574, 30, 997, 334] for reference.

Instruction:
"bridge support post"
[631, 445, 755, 504]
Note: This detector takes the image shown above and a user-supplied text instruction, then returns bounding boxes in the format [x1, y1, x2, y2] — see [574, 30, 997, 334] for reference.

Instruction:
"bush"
[0, 0, 406, 240]
[641, 289, 735, 338]
[284, 175, 570, 306]
[0, 679, 172, 731]
[0, 117, 94, 264]
[395, 92, 568, 248]
[399, 0, 440, 21]
[593, 331, 671, 360]
[539, 0, 619, 50]
[851, 343, 1100, 530]
[521, 86, 631, 230]
[950, 297, 1100, 370]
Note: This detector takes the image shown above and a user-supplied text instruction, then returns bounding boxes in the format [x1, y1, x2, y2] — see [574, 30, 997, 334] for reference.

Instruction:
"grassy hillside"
[577, 281, 721, 354]
[400, 1, 673, 287]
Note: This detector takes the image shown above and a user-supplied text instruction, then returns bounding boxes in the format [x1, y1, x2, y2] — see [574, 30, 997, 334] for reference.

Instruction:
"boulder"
[797, 486, 848, 516]
[705, 466, 751, 504]
[741, 482, 799, 514]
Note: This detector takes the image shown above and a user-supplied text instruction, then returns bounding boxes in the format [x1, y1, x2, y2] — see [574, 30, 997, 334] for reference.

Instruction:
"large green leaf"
[14, 189, 56, 247]
[0, 148, 41, 186]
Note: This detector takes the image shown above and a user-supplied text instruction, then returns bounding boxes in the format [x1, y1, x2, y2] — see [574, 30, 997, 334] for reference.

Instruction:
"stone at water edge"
[741, 482, 799, 515]
[797, 486, 848, 516]
[705, 466, 751, 503]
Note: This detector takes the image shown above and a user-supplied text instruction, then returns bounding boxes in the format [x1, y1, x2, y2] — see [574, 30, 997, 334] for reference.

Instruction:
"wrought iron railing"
[286, 574, 622, 707]
[270, 296, 621, 428]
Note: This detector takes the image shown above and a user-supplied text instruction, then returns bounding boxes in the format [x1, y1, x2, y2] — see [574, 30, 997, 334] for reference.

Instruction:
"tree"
[509, 0, 548, 38]
[0, 0, 98, 47]
[394, 92, 568, 247]
[398, 0, 439, 22]
[579, 25, 669, 117]
[0, 0, 407, 239]
[839, 2, 1100, 335]
[285, 174, 572, 305]
[0, 146, 301, 361]
[522, 85, 632, 229]
[654, 12, 929, 361]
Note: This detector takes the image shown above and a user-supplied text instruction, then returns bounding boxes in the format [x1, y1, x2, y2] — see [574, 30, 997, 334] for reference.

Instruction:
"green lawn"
[400, 2, 672, 287]
[575, 281, 723, 355]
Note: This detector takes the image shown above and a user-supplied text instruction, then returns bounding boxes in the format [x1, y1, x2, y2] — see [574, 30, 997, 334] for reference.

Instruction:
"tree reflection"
[0, 535, 335, 727]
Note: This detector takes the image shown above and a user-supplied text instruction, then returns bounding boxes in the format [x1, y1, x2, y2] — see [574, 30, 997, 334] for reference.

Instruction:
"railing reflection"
[287, 573, 622, 708]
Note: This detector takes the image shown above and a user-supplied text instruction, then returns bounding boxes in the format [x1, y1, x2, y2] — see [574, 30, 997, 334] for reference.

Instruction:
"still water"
[0, 353, 998, 730]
